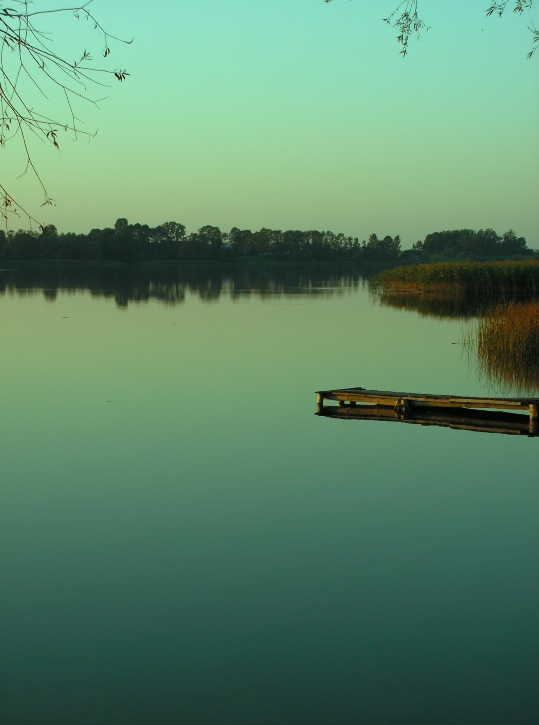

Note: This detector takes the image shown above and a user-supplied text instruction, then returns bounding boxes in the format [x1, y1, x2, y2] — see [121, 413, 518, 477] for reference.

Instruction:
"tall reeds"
[378, 260, 539, 393]
[472, 302, 539, 394]
[380, 260, 539, 299]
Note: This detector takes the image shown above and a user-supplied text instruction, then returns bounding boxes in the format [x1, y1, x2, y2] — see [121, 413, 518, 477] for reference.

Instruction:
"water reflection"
[369, 287, 484, 319]
[0, 262, 382, 307]
[317, 403, 538, 437]
[5, 262, 539, 397]
[370, 280, 539, 321]
[370, 283, 539, 396]
[2, 262, 539, 724]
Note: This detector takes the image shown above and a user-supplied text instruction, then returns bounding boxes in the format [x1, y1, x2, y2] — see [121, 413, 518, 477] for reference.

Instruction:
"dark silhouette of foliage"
[0, 220, 531, 264]
[415, 229, 530, 259]
[0, 219, 404, 262]
[362, 233, 402, 261]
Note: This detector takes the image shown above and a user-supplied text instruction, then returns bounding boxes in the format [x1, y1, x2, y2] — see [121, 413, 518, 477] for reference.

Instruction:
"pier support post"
[396, 398, 410, 418]
[401, 399, 410, 419]
[317, 392, 324, 413]
[530, 403, 538, 421]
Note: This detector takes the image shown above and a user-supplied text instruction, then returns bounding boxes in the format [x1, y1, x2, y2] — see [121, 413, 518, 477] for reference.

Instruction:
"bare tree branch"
[0, 0, 130, 228]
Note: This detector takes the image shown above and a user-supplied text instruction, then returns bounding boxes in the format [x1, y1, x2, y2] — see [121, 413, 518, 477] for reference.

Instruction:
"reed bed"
[380, 260, 539, 299]
[472, 301, 539, 394]
[378, 261, 539, 393]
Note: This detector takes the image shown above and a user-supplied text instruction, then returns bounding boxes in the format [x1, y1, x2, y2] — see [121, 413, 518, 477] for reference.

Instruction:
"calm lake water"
[1, 264, 538, 725]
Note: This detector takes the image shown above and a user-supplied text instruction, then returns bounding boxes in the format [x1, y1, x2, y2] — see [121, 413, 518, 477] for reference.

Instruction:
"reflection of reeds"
[471, 302, 539, 395]
[370, 284, 484, 319]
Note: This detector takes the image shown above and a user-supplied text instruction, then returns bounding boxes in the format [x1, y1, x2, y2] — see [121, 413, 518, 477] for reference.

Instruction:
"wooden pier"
[316, 387, 539, 436]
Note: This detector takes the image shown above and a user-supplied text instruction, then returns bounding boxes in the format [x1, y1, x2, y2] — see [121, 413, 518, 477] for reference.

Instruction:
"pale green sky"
[4, 1, 539, 246]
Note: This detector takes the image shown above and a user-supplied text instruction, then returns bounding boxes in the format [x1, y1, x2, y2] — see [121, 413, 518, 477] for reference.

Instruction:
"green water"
[1, 265, 538, 724]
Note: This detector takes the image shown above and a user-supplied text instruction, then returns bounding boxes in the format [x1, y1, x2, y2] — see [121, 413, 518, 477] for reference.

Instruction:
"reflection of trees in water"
[5, 263, 539, 397]
[0, 262, 379, 308]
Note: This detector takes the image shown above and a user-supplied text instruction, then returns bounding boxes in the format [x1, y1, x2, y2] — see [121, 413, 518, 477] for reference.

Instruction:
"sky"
[4, 0, 539, 247]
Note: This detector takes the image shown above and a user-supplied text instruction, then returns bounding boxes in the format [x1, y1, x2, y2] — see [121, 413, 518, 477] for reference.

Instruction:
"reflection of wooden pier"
[316, 388, 539, 436]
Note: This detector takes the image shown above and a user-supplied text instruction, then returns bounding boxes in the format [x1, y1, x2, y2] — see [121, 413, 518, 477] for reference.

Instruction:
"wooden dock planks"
[316, 388, 539, 423]
[317, 387, 539, 436]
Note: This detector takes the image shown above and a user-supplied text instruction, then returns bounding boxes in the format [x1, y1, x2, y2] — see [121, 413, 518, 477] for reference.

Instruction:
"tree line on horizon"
[413, 229, 531, 259]
[0, 219, 532, 263]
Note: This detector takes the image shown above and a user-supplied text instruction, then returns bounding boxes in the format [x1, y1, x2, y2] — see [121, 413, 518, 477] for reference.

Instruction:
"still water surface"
[1, 265, 538, 724]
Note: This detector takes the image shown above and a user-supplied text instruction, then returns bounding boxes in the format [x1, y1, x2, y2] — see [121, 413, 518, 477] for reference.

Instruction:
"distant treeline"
[411, 229, 531, 259]
[0, 219, 532, 263]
